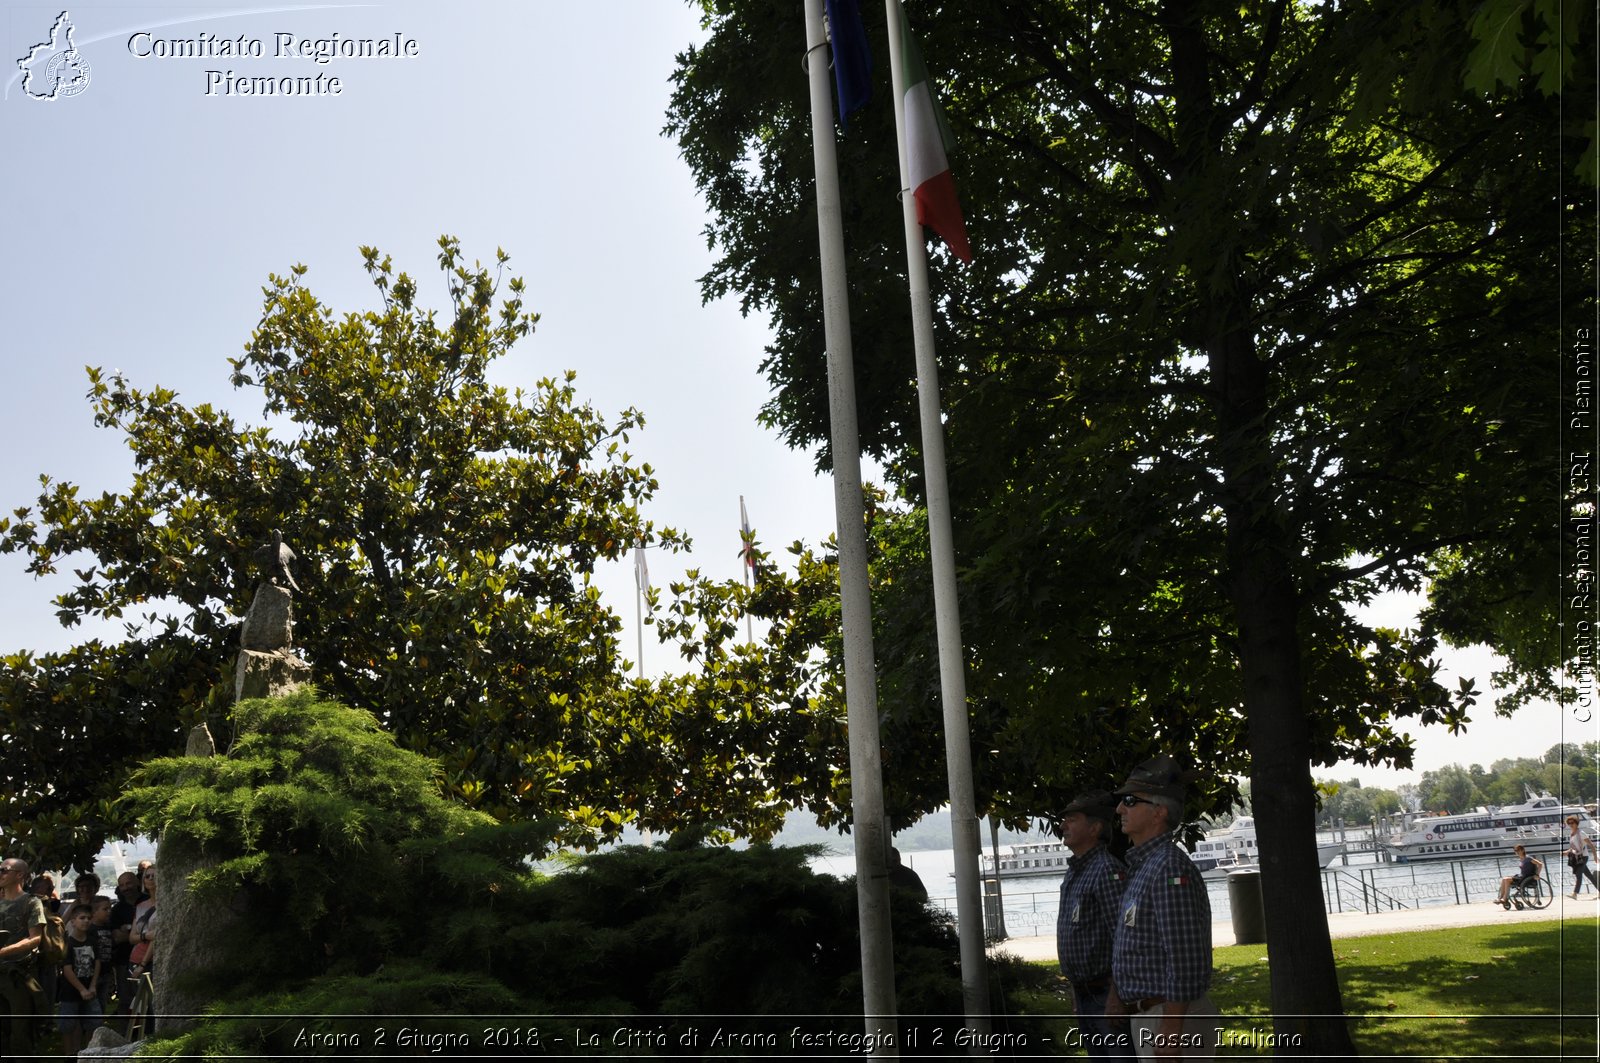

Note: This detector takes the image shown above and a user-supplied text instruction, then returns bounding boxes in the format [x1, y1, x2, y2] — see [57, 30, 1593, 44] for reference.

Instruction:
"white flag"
[634, 541, 649, 591]
[740, 496, 755, 575]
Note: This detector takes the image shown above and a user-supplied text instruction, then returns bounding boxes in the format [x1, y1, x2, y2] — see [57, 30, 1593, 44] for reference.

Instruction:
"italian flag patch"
[1166, 875, 1189, 886]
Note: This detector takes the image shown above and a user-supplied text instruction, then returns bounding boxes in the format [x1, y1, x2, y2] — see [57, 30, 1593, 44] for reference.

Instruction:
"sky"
[0, 1, 1589, 810]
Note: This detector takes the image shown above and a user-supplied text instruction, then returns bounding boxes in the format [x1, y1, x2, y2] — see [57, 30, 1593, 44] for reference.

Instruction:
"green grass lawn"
[1018, 918, 1597, 1059]
[1212, 919, 1596, 1059]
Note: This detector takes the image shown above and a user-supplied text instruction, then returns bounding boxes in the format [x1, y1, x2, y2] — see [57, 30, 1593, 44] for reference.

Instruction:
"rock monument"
[150, 532, 311, 1034]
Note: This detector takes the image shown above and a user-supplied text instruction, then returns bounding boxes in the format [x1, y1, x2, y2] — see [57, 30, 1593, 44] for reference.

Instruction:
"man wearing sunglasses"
[1107, 756, 1216, 1060]
[0, 857, 49, 1057]
[1056, 790, 1132, 1059]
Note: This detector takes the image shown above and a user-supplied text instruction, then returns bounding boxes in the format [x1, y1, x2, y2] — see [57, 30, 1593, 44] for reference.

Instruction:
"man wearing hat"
[1056, 790, 1132, 1059]
[1108, 756, 1216, 1060]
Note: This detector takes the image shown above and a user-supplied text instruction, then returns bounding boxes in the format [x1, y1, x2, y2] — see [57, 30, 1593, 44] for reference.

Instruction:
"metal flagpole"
[802, 0, 898, 1048]
[882, 0, 988, 1032]
[633, 540, 647, 682]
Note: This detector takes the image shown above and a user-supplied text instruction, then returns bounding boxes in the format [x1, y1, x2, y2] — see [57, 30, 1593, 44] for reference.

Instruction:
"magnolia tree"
[0, 238, 845, 868]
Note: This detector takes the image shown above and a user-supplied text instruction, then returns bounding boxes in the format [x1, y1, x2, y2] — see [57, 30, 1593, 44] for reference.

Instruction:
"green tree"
[0, 239, 834, 868]
[1546, 742, 1585, 767]
[1419, 764, 1485, 813]
[1367, 788, 1402, 819]
[1463, 0, 1597, 184]
[1315, 779, 1400, 827]
[669, 0, 1588, 1050]
[129, 691, 1052, 1058]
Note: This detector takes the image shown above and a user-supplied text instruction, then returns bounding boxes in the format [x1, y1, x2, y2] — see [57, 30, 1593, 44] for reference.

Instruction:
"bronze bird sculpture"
[254, 529, 301, 594]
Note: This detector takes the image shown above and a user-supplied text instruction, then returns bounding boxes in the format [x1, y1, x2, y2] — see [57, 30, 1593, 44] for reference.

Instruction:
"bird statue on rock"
[254, 529, 301, 594]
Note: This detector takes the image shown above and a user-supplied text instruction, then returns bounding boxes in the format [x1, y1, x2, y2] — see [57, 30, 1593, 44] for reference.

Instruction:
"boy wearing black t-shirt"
[58, 903, 102, 1055]
[89, 897, 117, 1010]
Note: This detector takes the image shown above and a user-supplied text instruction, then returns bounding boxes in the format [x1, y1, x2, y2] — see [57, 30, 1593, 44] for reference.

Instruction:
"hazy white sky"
[1, 1, 1587, 799]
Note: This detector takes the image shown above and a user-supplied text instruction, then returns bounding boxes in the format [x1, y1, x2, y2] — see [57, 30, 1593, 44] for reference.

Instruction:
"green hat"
[1113, 754, 1189, 802]
[1062, 790, 1117, 821]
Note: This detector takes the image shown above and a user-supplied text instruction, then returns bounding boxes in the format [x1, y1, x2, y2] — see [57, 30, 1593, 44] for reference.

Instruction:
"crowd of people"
[0, 857, 157, 1057]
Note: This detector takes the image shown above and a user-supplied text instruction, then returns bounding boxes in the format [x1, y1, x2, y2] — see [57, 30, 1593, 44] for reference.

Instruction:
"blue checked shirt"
[1111, 832, 1212, 1002]
[1056, 844, 1127, 983]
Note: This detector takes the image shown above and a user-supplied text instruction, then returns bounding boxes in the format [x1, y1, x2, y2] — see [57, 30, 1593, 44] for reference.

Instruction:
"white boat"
[977, 819, 1345, 880]
[979, 840, 1075, 878]
[1385, 790, 1598, 863]
[1187, 816, 1345, 879]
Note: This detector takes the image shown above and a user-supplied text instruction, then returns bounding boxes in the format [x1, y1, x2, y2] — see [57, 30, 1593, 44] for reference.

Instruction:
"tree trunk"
[1212, 326, 1357, 1056]
[1161, 1, 1357, 1050]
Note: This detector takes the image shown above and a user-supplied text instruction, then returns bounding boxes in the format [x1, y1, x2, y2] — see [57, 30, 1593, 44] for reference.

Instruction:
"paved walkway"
[989, 891, 1599, 964]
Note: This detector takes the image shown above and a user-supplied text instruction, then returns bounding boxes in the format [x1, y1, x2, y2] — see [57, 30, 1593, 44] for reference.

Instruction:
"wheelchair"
[1507, 874, 1553, 910]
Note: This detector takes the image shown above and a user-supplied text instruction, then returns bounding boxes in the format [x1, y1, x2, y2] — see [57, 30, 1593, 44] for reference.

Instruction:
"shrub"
[130, 693, 1053, 1056]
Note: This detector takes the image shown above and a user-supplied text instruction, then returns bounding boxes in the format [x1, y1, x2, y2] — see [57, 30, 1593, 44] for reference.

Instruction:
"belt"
[1129, 995, 1168, 1014]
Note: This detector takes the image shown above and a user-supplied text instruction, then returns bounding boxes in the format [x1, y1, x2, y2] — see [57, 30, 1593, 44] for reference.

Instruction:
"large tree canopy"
[669, 0, 1591, 1051]
[0, 239, 839, 868]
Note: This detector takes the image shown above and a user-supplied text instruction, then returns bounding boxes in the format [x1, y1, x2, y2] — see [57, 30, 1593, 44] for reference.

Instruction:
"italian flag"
[898, 7, 972, 263]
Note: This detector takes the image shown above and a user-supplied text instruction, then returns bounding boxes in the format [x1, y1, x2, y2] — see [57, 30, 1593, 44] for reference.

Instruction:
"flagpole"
[803, 0, 898, 1047]
[634, 541, 648, 682]
[883, 0, 988, 1031]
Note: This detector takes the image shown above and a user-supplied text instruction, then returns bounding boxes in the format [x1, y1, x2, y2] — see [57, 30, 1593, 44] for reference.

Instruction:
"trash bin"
[1227, 869, 1266, 945]
[982, 876, 1007, 942]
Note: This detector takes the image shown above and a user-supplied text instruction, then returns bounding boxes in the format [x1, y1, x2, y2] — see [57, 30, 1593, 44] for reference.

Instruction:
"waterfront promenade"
[990, 891, 1598, 963]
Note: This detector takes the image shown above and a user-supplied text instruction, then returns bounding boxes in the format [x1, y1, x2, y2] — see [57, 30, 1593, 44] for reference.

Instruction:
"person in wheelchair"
[1496, 844, 1544, 909]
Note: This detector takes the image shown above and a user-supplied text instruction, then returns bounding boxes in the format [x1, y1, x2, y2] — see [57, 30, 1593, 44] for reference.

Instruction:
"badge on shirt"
[1166, 875, 1189, 886]
[1122, 902, 1138, 927]
[1071, 902, 1082, 925]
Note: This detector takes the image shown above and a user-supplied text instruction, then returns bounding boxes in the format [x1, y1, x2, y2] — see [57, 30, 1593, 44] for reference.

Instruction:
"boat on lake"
[1187, 816, 1345, 879]
[977, 817, 1346, 880]
[1385, 790, 1598, 863]
[980, 840, 1075, 878]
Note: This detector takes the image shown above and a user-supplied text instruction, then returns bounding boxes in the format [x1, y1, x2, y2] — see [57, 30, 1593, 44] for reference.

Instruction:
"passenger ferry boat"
[1187, 816, 1346, 879]
[979, 817, 1346, 880]
[980, 840, 1075, 878]
[1385, 791, 1598, 863]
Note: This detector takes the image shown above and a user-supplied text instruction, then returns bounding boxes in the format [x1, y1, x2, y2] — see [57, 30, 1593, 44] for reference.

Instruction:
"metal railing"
[941, 852, 1539, 937]
[1322, 867, 1412, 914]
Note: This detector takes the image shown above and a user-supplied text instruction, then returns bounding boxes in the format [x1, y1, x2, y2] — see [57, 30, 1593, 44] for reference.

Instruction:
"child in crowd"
[90, 896, 118, 1010]
[70, 873, 102, 911]
[58, 902, 103, 1055]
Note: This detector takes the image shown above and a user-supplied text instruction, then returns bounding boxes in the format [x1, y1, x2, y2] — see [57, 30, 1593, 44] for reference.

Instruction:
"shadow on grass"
[1210, 919, 1597, 1058]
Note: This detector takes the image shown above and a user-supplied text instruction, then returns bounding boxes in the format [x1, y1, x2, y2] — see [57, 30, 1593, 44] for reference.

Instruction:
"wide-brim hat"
[1112, 754, 1189, 802]
[1062, 790, 1117, 820]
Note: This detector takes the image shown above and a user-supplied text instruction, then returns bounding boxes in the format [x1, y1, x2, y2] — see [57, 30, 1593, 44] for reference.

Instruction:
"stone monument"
[150, 532, 311, 1034]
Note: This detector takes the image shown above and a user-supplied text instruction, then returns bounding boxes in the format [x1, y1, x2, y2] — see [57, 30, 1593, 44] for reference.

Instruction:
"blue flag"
[825, 0, 872, 126]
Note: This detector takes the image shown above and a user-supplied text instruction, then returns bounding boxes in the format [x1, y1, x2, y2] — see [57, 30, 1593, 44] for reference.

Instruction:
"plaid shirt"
[1056, 844, 1127, 983]
[1111, 832, 1212, 1002]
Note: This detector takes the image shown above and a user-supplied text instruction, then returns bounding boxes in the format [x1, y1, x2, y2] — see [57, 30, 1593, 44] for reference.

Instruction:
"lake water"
[804, 844, 1535, 939]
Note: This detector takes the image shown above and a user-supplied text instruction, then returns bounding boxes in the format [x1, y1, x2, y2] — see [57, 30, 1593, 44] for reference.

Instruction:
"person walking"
[1056, 790, 1132, 1060]
[1565, 817, 1599, 898]
[1108, 756, 1217, 1061]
